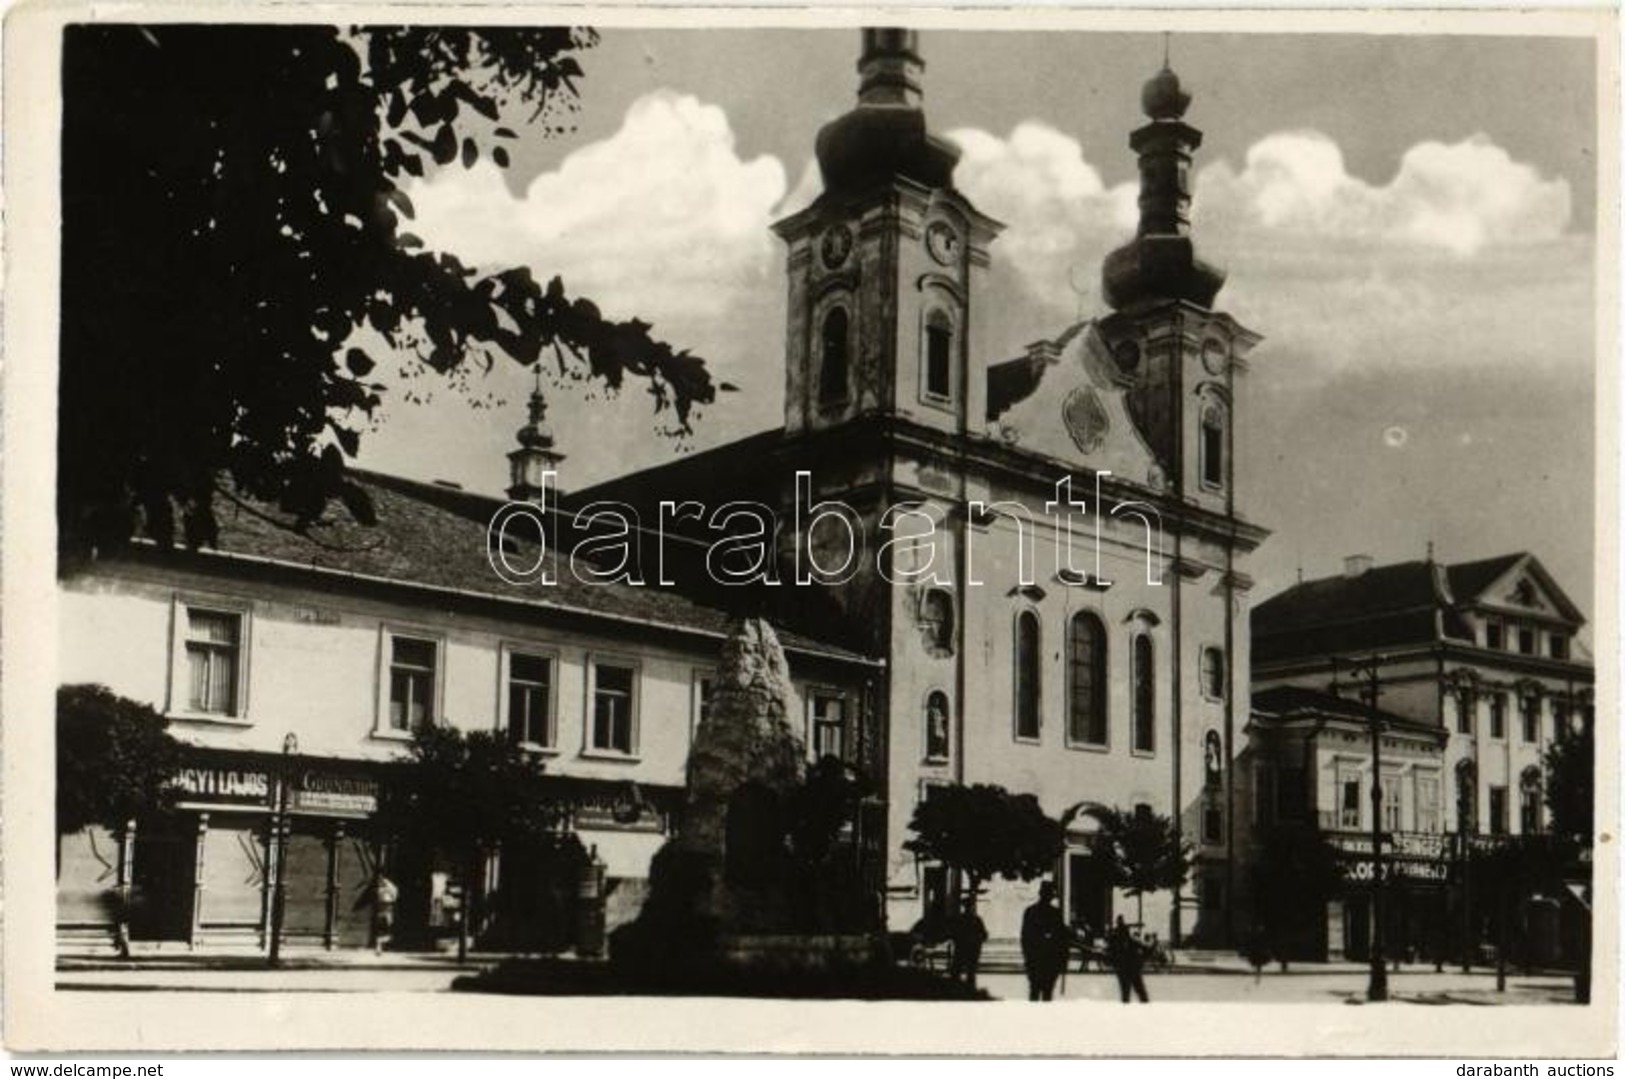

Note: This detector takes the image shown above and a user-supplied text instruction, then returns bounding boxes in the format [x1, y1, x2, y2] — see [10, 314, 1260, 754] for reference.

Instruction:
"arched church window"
[1200, 402, 1226, 489]
[924, 310, 953, 401]
[1014, 611, 1041, 742]
[1131, 633, 1155, 754]
[1067, 611, 1107, 747]
[819, 307, 849, 406]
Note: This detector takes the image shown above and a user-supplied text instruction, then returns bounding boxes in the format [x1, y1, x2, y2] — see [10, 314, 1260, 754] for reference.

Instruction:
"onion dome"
[814, 29, 960, 195]
[1102, 59, 1226, 311]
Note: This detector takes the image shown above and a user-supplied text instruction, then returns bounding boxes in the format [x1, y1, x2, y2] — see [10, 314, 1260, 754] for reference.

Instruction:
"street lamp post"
[1337, 656, 1389, 1002]
[267, 732, 298, 968]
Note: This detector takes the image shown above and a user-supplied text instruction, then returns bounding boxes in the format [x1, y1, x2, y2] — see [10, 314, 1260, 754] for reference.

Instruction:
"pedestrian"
[1107, 915, 1149, 1003]
[372, 871, 398, 955]
[1020, 880, 1070, 1001]
[946, 894, 988, 987]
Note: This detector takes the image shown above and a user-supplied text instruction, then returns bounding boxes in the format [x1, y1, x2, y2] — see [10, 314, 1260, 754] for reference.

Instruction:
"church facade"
[570, 30, 1268, 946]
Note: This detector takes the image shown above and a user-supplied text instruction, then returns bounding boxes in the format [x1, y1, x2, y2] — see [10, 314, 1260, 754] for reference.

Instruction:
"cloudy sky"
[355, 25, 1600, 618]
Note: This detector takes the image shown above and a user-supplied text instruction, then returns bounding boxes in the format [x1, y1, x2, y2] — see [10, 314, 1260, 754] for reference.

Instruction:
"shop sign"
[1326, 831, 1449, 860]
[571, 783, 666, 833]
[172, 767, 271, 806]
[293, 771, 378, 817]
[1340, 859, 1451, 884]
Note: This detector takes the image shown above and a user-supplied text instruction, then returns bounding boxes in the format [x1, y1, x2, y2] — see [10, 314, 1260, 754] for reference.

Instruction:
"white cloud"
[406, 91, 788, 330]
[1196, 131, 1572, 256]
[361, 91, 797, 492]
[947, 122, 1136, 315]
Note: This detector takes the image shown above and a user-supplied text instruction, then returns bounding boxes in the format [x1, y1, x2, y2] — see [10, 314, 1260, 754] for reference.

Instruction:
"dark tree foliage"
[380, 723, 566, 960]
[61, 25, 718, 551]
[1247, 822, 1342, 960]
[1084, 805, 1193, 920]
[904, 783, 1064, 911]
[1544, 717, 1594, 843]
[57, 684, 183, 836]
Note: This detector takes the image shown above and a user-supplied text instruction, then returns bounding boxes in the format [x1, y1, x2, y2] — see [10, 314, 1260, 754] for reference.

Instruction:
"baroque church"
[569, 29, 1267, 944]
[55, 29, 1271, 954]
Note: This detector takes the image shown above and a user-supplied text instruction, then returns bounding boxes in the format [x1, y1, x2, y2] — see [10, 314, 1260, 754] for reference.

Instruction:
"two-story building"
[1242, 551, 1594, 961]
[55, 460, 878, 952]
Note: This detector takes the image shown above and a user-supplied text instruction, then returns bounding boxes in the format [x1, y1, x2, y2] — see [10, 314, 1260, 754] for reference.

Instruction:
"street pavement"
[54, 950, 1578, 1003]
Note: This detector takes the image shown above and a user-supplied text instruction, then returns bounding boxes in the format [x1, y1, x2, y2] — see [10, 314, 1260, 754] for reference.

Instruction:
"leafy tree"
[1084, 805, 1193, 924]
[1544, 717, 1594, 843]
[1246, 822, 1341, 967]
[382, 724, 565, 961]
[57, 684, 185, 957]
[57, 684, 183, 838]
[61, 25, 718, 552]
[904, 783, 1064, 914]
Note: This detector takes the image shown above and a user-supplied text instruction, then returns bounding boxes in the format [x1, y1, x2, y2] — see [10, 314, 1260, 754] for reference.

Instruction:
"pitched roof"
[1252, 551, 1586, 666]
[160, 470, 877, 666]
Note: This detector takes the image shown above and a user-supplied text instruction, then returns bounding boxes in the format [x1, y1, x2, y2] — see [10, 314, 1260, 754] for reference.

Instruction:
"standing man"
[1020, 881, 1070, 1001]
[1108, 915, 1150, 1003]
[946, 893, 988, 989]
[372, 871, 398, 956]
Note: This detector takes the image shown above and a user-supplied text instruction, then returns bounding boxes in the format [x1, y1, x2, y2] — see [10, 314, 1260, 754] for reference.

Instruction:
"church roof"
[121, 469, 877, 667]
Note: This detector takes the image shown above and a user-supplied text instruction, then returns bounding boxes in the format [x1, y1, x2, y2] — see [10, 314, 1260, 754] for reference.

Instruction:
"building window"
[1014, 611, 1042, 742]
[184, 608, 242, 715]
[1485, 618, 1504, 650]
[1067, 612, 1107, 746]
[1550, 633, 1570, 660]
[1381, 775, 1403, 833]
[692, 671, 715, 735]
[924, 691, 951, 762]
[1520, 769, 1542, 834]
[1553, 699, 1571, 733]
[1520, 695, 1540, 743]
[1340, 776, 1362, 830]
[1199, 404, 1225, 489]
[1454, 692, 1474, 735]
[1516, 624, 1535, 655]
[810, 692, 847, 761]
[589, 661, 637, 755]
[819, 307, 849, 406]
[1199, 646, 1225, 699]
[1415, 775, 1441, 833]
[1130, 633, 1155, 754]
[1488, 785, 1508, 836]
[1489, 694, 1507, 739]
[924, 310, 953, 401]
[506, 651, 555, 748]
[386, 635, 438, 732]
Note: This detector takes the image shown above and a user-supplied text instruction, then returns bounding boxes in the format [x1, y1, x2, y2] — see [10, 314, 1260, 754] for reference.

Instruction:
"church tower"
[772, 30, 1002, 438]
[1098, 60, 1258, 515]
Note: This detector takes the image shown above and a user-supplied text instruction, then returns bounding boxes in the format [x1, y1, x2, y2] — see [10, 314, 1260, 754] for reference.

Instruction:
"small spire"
[858, 28, 923, 108]
[1163, 31, 1171, 70]
[507, 364, 564, 501]
[1426, 539, 1436, 564]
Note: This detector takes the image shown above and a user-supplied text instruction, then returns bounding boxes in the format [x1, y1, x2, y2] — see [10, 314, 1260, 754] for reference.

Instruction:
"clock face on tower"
[820, 225, 854, 269]
[925, 221, 960, 265]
